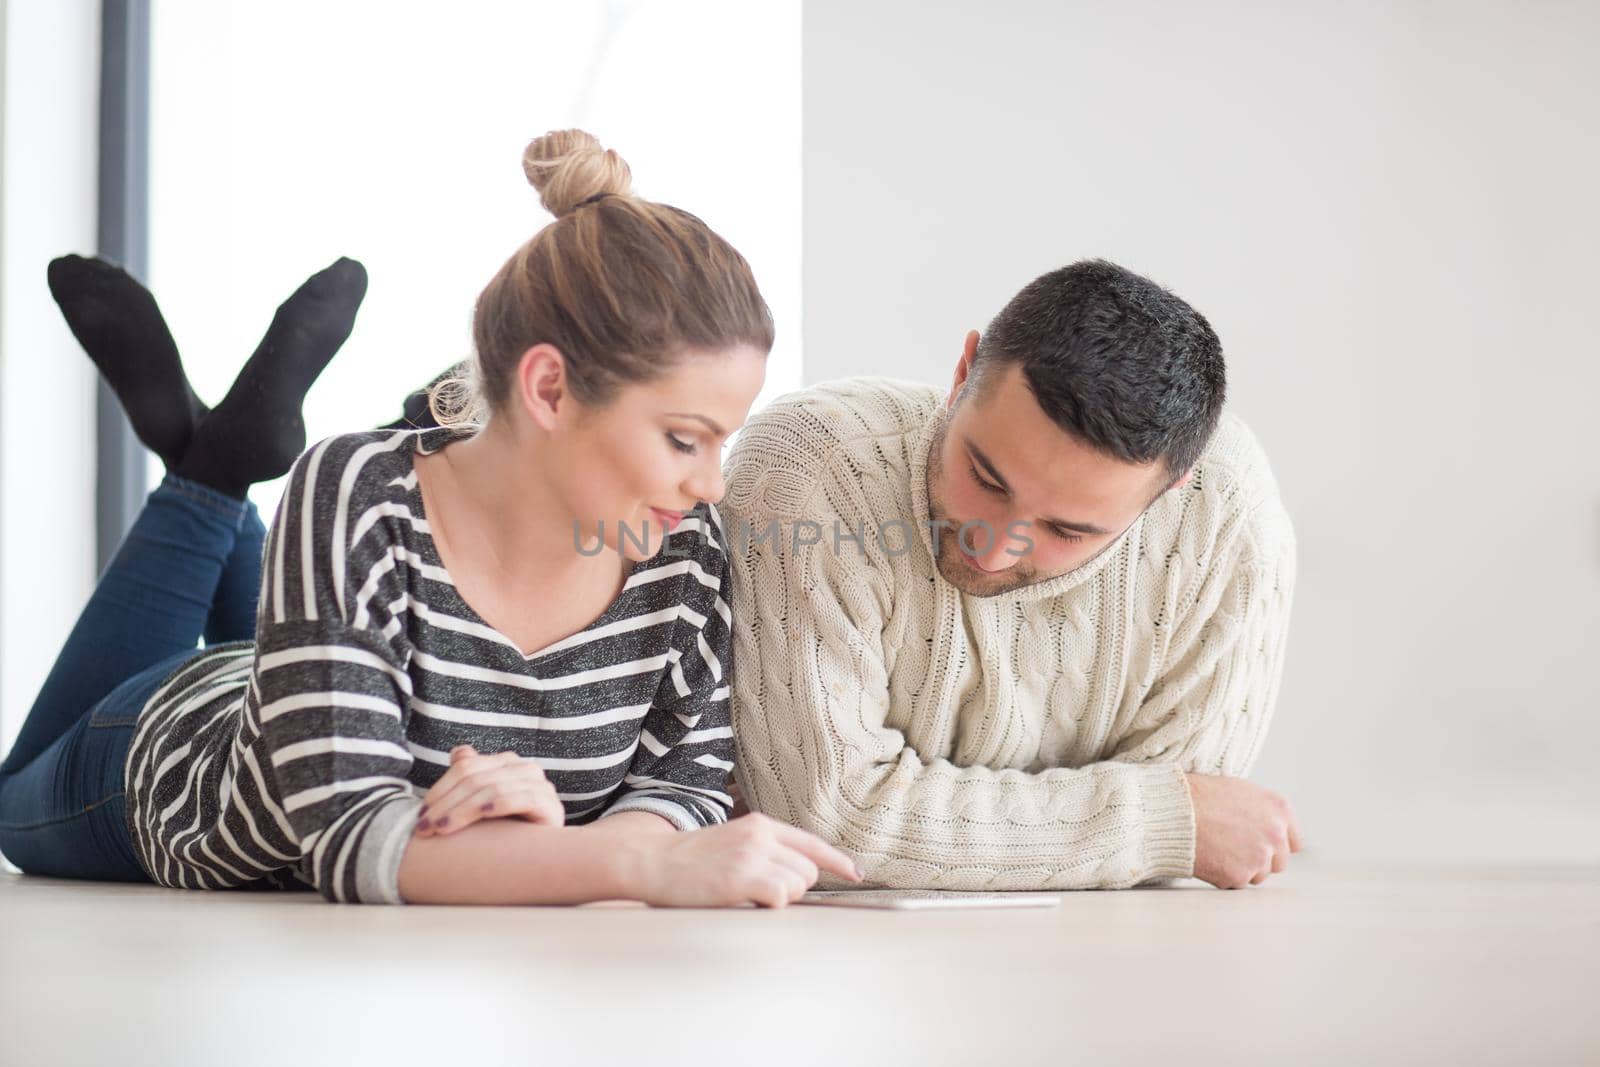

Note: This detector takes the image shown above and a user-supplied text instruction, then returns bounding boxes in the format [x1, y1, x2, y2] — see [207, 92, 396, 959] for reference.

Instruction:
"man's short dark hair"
[971, 259, 1226, 481]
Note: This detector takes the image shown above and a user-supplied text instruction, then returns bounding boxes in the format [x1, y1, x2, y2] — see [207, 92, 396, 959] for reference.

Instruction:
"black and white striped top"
[123, 427, 736, 904]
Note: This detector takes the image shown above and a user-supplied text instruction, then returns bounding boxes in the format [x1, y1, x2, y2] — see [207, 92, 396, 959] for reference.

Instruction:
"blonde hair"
[429, 129, 774, 430]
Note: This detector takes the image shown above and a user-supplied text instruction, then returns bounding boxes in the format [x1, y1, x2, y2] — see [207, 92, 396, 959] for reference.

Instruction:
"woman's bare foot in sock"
[46, 254, 207, 468]
[175, 257, 369, 498]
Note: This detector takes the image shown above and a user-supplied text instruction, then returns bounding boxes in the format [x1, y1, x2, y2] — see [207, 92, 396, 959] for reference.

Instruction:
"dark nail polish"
[436, 815, 449, 828]
[417, 818, 431, 832]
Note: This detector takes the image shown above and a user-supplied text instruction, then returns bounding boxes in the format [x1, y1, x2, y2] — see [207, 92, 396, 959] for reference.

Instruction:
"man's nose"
[959, 519, 1022, 573]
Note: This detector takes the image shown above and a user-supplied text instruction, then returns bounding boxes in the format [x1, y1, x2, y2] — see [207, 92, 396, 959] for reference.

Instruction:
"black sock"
[46, 254, 207, 468]
[175, 257, 368, 497]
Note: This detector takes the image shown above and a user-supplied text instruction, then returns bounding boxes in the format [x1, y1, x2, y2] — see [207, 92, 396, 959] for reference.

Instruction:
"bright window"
[149, 0, 800, 515]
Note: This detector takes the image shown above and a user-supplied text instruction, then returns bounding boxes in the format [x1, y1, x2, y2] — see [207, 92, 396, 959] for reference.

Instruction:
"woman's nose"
[686, 459, 726, 504]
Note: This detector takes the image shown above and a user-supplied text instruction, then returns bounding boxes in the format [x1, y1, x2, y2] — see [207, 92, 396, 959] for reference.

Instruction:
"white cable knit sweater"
[720, 377, 1296, 890]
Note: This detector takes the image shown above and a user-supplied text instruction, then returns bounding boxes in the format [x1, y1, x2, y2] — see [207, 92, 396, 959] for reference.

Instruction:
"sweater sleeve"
[1109, 495, 1298, 778]
[599, 506, 736, 830]
[247, 437, 423, 904]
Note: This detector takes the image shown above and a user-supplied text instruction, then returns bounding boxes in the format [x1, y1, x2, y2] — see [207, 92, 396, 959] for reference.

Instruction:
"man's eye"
[967, 463, 1002, 493]
[1046, 525, 1085, 543]
[667, 433, 697, 455]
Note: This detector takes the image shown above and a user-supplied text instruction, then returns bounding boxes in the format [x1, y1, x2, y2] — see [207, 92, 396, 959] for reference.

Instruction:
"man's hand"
[1185, 773, 1303, 889]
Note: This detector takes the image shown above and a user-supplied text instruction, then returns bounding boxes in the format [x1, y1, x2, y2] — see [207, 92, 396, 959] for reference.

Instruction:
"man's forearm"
[743, 753, 1196, 891]
[396, 811, 676, 905]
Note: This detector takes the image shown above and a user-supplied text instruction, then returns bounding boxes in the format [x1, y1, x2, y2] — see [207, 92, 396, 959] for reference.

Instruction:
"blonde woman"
[0, 130, 858, 905]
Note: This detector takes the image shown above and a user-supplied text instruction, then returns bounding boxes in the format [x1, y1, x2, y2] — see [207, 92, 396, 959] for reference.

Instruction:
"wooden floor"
[0, 861, 1595, 1066]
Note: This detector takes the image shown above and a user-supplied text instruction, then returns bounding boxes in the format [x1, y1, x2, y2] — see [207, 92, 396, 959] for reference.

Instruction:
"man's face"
[925, 343, 1178, 597]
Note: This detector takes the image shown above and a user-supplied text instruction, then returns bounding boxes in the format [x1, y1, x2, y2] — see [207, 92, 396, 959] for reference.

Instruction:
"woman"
[0, 129, 859, 906]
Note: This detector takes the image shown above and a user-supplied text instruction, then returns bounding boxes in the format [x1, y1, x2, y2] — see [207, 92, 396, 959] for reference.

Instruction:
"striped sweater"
[123, 427, 736, 904]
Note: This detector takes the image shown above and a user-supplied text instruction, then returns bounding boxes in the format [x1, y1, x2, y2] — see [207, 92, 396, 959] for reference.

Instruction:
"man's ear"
[1143, 468, 1192, 512]
[946, 329, 981, 408]
[514, 344, 569, 431]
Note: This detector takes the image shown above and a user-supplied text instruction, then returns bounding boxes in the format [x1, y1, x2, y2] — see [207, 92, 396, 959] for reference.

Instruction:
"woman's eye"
[667, 433, 697, 455]
[967, 462, 1002, 493]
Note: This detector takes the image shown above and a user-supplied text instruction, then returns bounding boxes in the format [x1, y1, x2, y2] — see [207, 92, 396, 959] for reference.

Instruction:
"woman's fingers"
[418, 753, 551, 836]
[768, 819, 863, 882]
[421, 748, 516, 810]
[421, 774, 559, 836]
[766, 842, 821, 889]
[425, 769, 557, 834]
[749, 861, 810, 908]
[420, 752, 522, 822]
[473, 783, 564, 827]
[448, 745, 564, 830]
[511, 781, 566, 826]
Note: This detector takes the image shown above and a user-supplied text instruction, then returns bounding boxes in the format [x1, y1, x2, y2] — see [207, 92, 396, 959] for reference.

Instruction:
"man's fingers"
[1287, 814, 1305, 853]
[770, 821, 862, 881]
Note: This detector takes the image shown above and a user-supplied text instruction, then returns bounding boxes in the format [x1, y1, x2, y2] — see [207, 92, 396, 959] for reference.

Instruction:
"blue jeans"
[0, 475, 264, 881]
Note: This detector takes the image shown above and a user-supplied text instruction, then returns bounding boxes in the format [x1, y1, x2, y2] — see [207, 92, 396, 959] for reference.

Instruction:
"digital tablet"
[796, 889, 1061, 910]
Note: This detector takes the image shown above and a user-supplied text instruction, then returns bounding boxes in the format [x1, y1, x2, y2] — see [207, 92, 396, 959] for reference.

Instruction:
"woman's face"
[544, 346, 768, 562]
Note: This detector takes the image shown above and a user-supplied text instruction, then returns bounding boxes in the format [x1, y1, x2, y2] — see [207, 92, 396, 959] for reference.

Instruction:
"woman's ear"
[514, 344, 568, 430]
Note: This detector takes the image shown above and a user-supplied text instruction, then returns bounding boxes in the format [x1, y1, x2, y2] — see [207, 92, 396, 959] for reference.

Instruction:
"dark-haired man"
[720, 259, 1300, 891]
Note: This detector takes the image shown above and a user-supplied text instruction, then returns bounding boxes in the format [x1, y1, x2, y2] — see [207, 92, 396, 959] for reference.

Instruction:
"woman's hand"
[416, 745, 564, 837]
[629, 812, 864, 908]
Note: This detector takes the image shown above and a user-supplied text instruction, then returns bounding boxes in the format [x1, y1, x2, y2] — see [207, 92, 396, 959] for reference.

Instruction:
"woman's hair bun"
[521, 129, 633, 218]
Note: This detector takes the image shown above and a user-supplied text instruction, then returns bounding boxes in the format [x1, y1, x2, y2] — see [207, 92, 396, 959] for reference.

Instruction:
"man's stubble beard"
[923, 410, 1042, 598]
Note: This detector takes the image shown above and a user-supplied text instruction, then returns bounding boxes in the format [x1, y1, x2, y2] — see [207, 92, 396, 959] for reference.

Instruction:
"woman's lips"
[650, 508, 685, 532]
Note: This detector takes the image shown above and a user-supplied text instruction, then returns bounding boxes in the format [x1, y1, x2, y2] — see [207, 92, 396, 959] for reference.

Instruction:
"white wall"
[0, 0, 100, 762]
[803, 1, 1600, 864]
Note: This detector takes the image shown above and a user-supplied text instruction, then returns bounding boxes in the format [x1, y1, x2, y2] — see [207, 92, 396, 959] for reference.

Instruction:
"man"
[718, 259, 1301, 891]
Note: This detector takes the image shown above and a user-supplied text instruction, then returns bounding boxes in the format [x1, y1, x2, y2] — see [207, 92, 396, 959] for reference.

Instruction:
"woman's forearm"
[396, 811, 676, 905]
